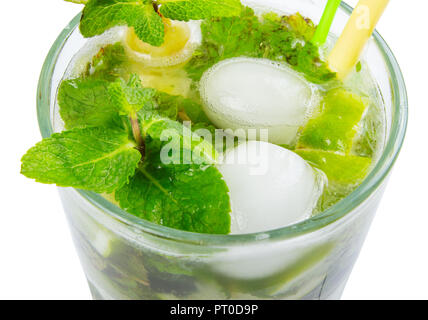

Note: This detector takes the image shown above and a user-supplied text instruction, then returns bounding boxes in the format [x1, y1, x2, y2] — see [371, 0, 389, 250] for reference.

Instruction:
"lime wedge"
[296, 149, 372, 184]
[297, 89, 368, 154]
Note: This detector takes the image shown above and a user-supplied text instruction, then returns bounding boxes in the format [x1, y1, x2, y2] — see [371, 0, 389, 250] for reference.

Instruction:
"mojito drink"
[22, 0, 406, 300]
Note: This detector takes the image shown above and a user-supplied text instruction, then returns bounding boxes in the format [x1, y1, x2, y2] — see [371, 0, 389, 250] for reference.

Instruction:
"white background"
[0, 0, 426, 300]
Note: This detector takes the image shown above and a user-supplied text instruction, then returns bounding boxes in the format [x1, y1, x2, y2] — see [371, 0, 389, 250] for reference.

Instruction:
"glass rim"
[37, 2, 408, 246]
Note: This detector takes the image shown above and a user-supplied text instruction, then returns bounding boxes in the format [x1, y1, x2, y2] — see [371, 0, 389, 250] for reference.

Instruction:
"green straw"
[311, 0, 341, 46]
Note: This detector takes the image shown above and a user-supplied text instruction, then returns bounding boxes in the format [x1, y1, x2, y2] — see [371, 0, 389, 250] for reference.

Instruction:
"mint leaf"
[115, 154, 231, 234]
[139, 111, 218, 164]
[80, 0, 165, 46]
[58, 43, 130, 129]
[108, 74, 156, 116]
[84, 42, 128, 81]
[159, 0, 242, 21]
[21, 127, 141, 193]
[58, 78, 121, 130]
[186, 7, 263, 81]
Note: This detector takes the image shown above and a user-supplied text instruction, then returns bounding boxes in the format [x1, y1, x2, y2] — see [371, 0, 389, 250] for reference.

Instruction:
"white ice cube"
[218, 141, 324, 234]
[200, 58, 318, 145]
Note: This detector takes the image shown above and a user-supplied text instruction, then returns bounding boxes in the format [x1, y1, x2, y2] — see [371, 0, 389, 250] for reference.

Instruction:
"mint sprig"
[68, 0, 242, 46]
[23, 53, 231, 233]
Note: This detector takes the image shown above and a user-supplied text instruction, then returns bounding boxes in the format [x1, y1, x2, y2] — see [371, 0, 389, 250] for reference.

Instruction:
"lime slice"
[296, 149, 371, 184]
[297, 88, 368, 154]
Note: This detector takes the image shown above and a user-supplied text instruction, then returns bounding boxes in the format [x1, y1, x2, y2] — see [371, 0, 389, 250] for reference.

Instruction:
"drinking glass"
[37, 0, 407, 300]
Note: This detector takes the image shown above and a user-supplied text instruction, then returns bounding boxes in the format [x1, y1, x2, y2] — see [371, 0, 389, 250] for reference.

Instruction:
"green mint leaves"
[58, 78, 121, 129]
[186, 7, 335, 83]
[72, 0, 242, 46]
[116, 154, 231, 234]
[158, 0, 242, 21]
[185, 6, 262, 81]
[21, 127, 141, 193]
[80, 0, 165, 47]
[58, 43, 131, 130]
[22, 42, 231, 234]
[83, 42, 128, 81]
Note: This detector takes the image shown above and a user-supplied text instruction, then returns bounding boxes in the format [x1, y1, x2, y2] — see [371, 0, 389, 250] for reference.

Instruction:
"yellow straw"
[328, 0, 390, 80]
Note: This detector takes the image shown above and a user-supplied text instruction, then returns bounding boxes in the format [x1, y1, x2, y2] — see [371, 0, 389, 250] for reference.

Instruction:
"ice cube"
[218, 141, 324, 234]
[200, 58, 318, 145]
